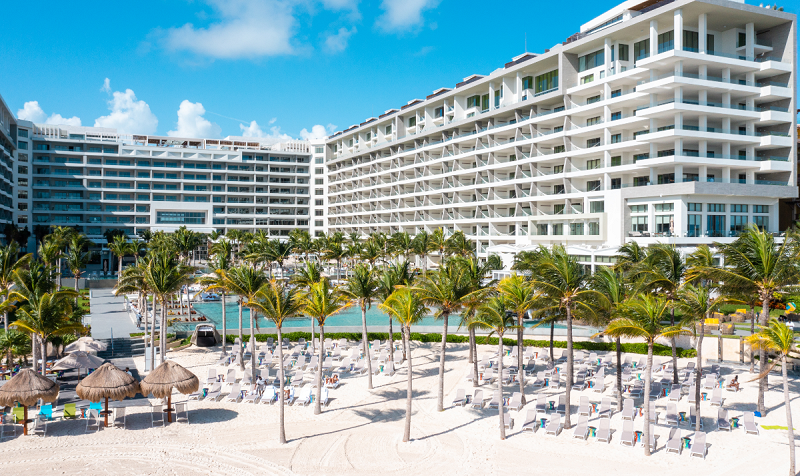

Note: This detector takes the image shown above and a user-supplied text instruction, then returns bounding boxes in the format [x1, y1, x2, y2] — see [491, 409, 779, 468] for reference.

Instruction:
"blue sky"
[1, 0, 661, 141]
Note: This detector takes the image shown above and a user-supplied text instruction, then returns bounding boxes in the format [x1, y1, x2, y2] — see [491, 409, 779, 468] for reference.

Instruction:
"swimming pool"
[185, 301, 600, 337]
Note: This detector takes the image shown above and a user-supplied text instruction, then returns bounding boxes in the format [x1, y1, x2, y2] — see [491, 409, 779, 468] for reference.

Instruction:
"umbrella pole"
[104, 397, 109, 427]
[22, 405, 27, 436]
[167, 394, 172, 423]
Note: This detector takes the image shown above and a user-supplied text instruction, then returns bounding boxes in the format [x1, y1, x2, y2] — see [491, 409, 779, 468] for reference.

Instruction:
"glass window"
[579, 49, 604, 72]
[553, 145, 565, 154]
[753, 215, 769, 230]
[655, 203, 674, 212]
[156, 211, 206, 225]
[580, 74, 594, 85]
[753, 205, 769, 214]
[707, 204, 725, 212]
[737, 32, 747, 48]
[634, 39, 650, 62]
[588, 222, 600, 235]
[611, 178, 621, 189]
[707, 34, 715, 53]
[570, 223, 584, 236]
[657, 30, 674, 53]
[687, 214, 701, 237]
[611, 133, 621, 144]
[688, 203, 702, 212]
[587, 138, 601, 148]
[655, 215, 672, 234]
[407, 117, 416, 127]
[587, 95, 601, 104]
[314, 146, 323, 154]
[730, 215, 748, 235]
[683, 31, 699, 51]
[707, 215, 725, 237]
[630, 205, 647, 213]
[590, 201, 604, 213]
[534, 70, 558, 94]
[552, 223, 563, 235]
[611, 112, 621, 121]
[587, 116, 601, 126]
[611, 156, 621, 167]
[522, 76, 533, 90]
[587, 159, 601, 170]
[618, 44, 629, 61]
[466, 95, 480, 109]
[731, 204, 748, 213]
[631, 216, 648, 232]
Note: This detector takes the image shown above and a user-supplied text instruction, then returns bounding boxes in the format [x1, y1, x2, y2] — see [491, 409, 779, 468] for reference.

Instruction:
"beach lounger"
[572, 415, 589, 440]
[621, 399, 635, 421]
[620, 420, 635, 447]
[508, 392, 523, 411]
[295, 387, 312, 406]
[572, 374, 587, 391]
[556, 395, 566, 415]
[465, 367, 475, 383]
[292, 370, 305, 387]
[452, 389, 466, 407]
[206, 383, 223, 401]
[521, 409, 539, 432]
[596, 418, 612, 443]
[545, 414, 562, 436]
[531, 371, 545, 390]
[63, 403, 77, 420]
[592, 368, 605, 393]
[113, 407, 127, 428]
[242, 372, 253, 386]
[37, 404, 53, 421]
[642, 423, 658, 451]
[556, 350, 568, 364]
[383, 361, 396, 377]
[336, 357, 351, 373]
[647, 402, 659, 423]
[151, 405, 164, 428]
[31, 415, 47, 437]
[689, 406, 703, 429]
[666, 427, 681, 454]
[649, 382, 662, 400]
[598, 397, 613, 419]
[535, 394, 547, 414]
[242, 384, 260, 403]
[205, 368, 217, 385]
[688, 385, 698, 405]
[668, 384, 682, 402]
[547, 374, 560, 390]
[260, 386, 277, 405]
[703, 375, 716, 390]
[717, 408, 731, 431]
[224, 369, 237, 385]
[481, 368, 495, 385]
[578, 396, 591, 417]
[743, 412, 759, 435]
[224, 383, 242, 403]
[504, 412, 513, 430]
[627, 380, 644, 399]
[320, 387, 330, 406]
[325, 373, 341, 389]
[600, 354, 613, 369]
[665, 403, 679, 425]
[710, 387, 724, 406]
[488, 391, 502, 409]
[690, 431, 707, 459]
[470, 390, 485, 409]
[352, 360, 367, 375]
[174, 403, 189, 424]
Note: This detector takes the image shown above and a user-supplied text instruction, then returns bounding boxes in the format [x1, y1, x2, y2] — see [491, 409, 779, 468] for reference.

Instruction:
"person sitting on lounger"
[728, 376, 740, 391]
[125, 367, 133, 377]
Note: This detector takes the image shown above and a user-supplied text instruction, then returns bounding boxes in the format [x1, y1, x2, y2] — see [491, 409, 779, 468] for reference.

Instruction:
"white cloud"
[101, 78, 111, 93]
[239, 120, 292, 144]
[324, 27, 356, 53]
[162, 0, 296, 59]
[268, 117, 277, 125]
[16, 101, 81, 126]
[168, 100, 222, 138]
[300, 124, 337, 140]
[94, 81, 158, 134]
[321, 0, 359, 11]
[376, 0, 438, 31]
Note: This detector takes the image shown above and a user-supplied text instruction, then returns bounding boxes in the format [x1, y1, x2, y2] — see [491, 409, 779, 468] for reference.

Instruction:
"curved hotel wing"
[321, 0, 797, 270]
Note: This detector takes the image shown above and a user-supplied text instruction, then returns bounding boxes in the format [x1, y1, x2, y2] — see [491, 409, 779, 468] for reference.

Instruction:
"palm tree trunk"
[250, 310, 257, 384]
[615, 337, 623, 412]
[517, 314, 525, 404]
[315, 324, 325, 415]
[160, 298, 168, 361]
[221, 291, 227, 355]
[361, 304, 373, 389]
[468, 328, 474, 364]
[749, 304, 755, 373]
[549, 320, 555, 362]
[564, 306, 573, 429]
[758, 296, 770, 414]
[403, 325, 412, 442]
[57, 257, 62, 289]
[40, 335, 47, 375]
[695, 321, 704, 432]
[277, 325, 286, 444]
[436, 311, 449, 412]
[310, 320, 315, 354]
[31, 334, 38, 371]
[472, 329, 479, 388]
[149, 297, 155, 371]
[118, 257, 122, 284]
[498, 331, 506, 440]
[782, 355, 796, 476]
[238, 301, 245, 370]
[643, 341, 653, 456]
[670, 306, 678, 384]
[388, 317, 395, 365]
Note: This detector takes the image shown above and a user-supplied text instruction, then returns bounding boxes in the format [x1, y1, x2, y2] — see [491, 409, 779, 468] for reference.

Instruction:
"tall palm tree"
[605, 295, 688, 456]
[450, 255, 495, 385]
[8, 261, 57, 369]
[746, 319, 797, 476]
[10, 291, 81, 374]
[343, 264, 379, 389]
[379, 288, 428, 442]
[269, 240, 293, 277]
[469, 295, 516, 440]
[291, 262, 324, 351]
[704, 225, 800, 414]
[497, 274, 538, 403]
[302, 279, 350, 415]
[591, 266, 629, 411]
[116, 261, 156, 368]
[377, 261, 413, 362]
[65, 235, 91, 294]
[446, 230, 473, 257]
[323, 239, 347, 282]
[0, 243, 30, 363]
[247, 281, 303, 444]
[409, 262, 482, 411]
[108, 235, 129, 283]
[429, 228, 448, 262]
[391, 232, 414, 262]
[48, 226, 74, 289]
[143, 252, 193, 362]
[411, 231, 431, 275]
[289, 229, 313, 263]
[530, 245, 598, 429]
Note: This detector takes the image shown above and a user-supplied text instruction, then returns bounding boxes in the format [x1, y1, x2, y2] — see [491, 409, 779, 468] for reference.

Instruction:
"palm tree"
[391, 232, 414, 262]
[379, 288, 428, 442]
[343, 264, 379, 389]
[108, 235, 128, 283]
[247, 281, 303, 444]
[0, 329, 30, 367]
[530, 245, 598, 429]
[450, 255, 495, 385]
[605, 295, 688, 456]
[429, 228, 448, 262]
[116, 261, 157, 369]
[291, 262, 324, 351]
[143, 252, 193, 362]
[323, 239, 347, 282]
[704, 225, 800, 414]
[65, 235, 91, 295]
[48, 226, 74, 289]
[269, 240, 293, 277]
[289, 229, 314, 263]
[746, 319, 797, 476]
[139, 229, 153, 243]
[409, 262, 482, 411]
[497, 274, 538, 403]
[0, 243, 30, 363]
[591, 266, 629, 411]
[302, 279, 350, 415]
[377, 261, 413, 362]
[359, 239, 382, 269]
[411, 231, 431, 275]
[676, 284, 725, 432]
[446, 230, 473, 257]
[469, 295, 516, 440]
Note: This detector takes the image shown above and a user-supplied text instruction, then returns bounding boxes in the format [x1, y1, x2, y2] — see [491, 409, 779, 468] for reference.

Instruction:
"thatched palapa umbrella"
[76, 363, 140, 427]
[140, 360, 198, 423]
[52, 351, 106, 371]
[0, 369, 59, 435]
[65, 337, 108, 353]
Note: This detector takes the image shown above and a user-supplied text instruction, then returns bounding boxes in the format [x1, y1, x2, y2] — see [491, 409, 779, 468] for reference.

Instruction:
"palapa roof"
[76, 363, 140, 402]
[65, 337, 108, 353]
[140, 360, 199, 398]
[0, 369, 60, 407]
[52, 351, 106, 370]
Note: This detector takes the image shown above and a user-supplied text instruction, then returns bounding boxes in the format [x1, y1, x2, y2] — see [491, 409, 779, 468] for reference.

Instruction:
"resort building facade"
[321, 0, 797, 267]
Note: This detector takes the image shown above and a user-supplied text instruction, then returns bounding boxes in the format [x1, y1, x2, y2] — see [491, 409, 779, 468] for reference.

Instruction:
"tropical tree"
[429, 228, 448, 261]
[247, 281, 303, 444]
[391, 232, 414, 262]
[0, 243, 30, 363]
[200, 241, 233, 355]
[704, 225, 800, 414]
[289, 229, 314, 263]
[108, 235, 129, 283]
[0, 329, 30, 367]
[746, 319, 797, 476]
[116, 261, 156, 369]
[591, 266, 629, 411]
[604, 295, 688, 456]
[143, 252, 193, 362]
[302, 279, 350, 415]
[342, 264, 379, 389]
[139, 229, 153, 243]
[409, 262, 482, 411]
[530, 245, 598, 429]
[323, 239, 347, 282]
[446, 230, 473, 257]
[497, 274, 538, 402]
[48, 226, 74, 289]
[379, 288, 428, 442]
[65, 235, 91, 294]
[411, 231, 431, 275]
[377, 261, 413, 362]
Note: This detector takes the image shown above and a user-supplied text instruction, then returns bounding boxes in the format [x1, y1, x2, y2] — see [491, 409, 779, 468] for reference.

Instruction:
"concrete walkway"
[88, 289, 141, 339]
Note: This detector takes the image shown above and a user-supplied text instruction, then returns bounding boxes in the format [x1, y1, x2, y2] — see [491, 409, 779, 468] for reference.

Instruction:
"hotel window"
[657, 31, 674, 53]
[687, 214, 701, 237]
[578, 49, 604, 72]
[586, 116, 601, 126]
[553, 204, 565, 215]
[552, 224, 564, 235]
[553, 165, 564, 174]
[658, 173, 674, 184]
[753, 216, 769, 230]
[315, 188, 323, 195]
[731, 215, 748, 235]
[553, 145, 565, 154]
[407, 117, 416, 128]
[633, 176, 649, 186]
[435, 106, 444, 118]
[588, 222, 600, 235]
[553, 184, 565, 195]
[631, 216, 648, 232]
[611, 111, 621, 121]
[384, 125, 392, 135]
[753, 205, 769, 214]
[618, 44, 629, 61]
[536, 224, 548, 235]
[587, 180, 601, 191]
[590, 201, 604, 213]
[481, 94, 489, 111]
[522, 76, 533, 90]
[586, 159, 601, 170]
[18, 141, 27, 150]
[610, 156, 621, 167]
[611, 89, 622, 99]
[18, 129, 28, 138]
[587, 94, 601, 104]
[655, 215, 672, 234]
[467, 95, 480, 109]
[19, 153, 28, 162]
[570, 223, 584, 236]
[731, 204, 748, 213]
[655, 203, 674, 212]
[634, 39, 650, 62]
[707, 34, 715, 53]
[587, 138, 601, 148]
[630, 205, 647, 213]
[688, 203, 702, 212]
[708, 204, 725, 213]
[683, 31, 699, 52]
[737, 32, 746, 48]
[315, 147, 324, 154]
[493, 91, 501, 108]
[611, 133, 621, 144]
[580, 74, 594, 85]
[535, 70, 558, 93]
[611, 178, 621, 189]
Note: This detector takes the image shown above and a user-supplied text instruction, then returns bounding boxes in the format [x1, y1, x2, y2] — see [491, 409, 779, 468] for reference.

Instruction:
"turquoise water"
[189, 301, 592, 334]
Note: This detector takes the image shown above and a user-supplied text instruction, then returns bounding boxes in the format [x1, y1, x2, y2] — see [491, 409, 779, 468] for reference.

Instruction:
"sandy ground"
[0, 340, 797, 476]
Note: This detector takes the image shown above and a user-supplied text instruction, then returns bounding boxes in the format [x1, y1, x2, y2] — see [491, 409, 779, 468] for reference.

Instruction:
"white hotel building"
[322, 0, 797, 268]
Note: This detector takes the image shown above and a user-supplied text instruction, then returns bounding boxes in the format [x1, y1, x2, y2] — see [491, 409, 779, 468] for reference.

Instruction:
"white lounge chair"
[488, 391, 501, 409]
[150, 405, 164, 428]
[113, 407, 127, 428]
[690, 431, 707, 459]
[470, 390, 485, 409]
[174, 402, 189, 423]
[717, 408, 731, 431]
[743, 412, 759, 435]
[596, 417, 611, 443]
[668, 384, 682, 402]
[521, 409, 539, 432]
[508, 392, 523, 411]
[621, 398, 635, 421]
[504, 412, 514, 430]
[242, 384, 260, 403]
[545, 414, 562, 436]
[666, 427, 682, 454]
[665, 402, 679, 426]
[531, 371, 545, 389]
[619, 420, 635, 447]
[572, 415, 589, 439]
[205, 382, 223, 401]
[709, 387, 724, 406]
[689, 406, 703, 429]
[295, 387, 312, 406]
[598, 397, 613, 419]
[452, 389, 467, 407]
[260, 386, 277, 405]
[205, 368, 217, 385]
[224, 383, 242, 403]
[555, 395, 566, 415]
[535, 394, 547, 414]
[578, 396, 591, 417]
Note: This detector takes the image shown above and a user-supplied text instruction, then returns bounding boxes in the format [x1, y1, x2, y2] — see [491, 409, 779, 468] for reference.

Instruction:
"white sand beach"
[0, 341, 796, 476]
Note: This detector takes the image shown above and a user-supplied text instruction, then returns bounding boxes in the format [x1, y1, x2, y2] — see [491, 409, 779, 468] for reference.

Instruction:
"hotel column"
[674, 9, 683, 51]
[746, 22, 755, 59]
[650, 21, 658, 58]
[698, 13, 707, 53]
[604, 38, 612, 78]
